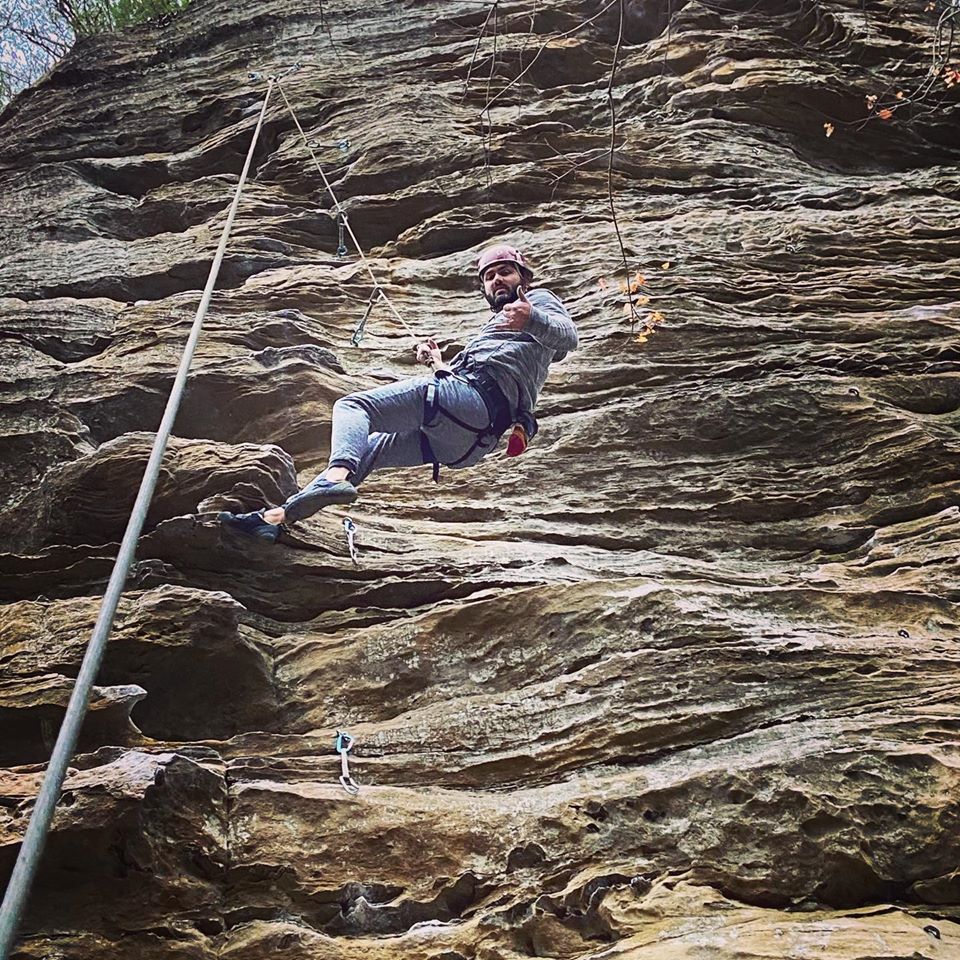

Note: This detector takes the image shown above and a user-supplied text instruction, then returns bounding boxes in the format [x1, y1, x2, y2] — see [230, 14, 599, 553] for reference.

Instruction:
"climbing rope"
[335, 731, 360, 796]
[0, 80, 279, 960]
[274, 80, 431, 359]
[1, 74, 420, 952]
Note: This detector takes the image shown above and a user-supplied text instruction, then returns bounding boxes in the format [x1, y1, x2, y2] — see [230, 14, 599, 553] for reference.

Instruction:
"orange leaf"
[877, 108, 893, 120]
[634, 295, 650, 307]
[633, 333, 649, 344]
[649, 311, 665, 325]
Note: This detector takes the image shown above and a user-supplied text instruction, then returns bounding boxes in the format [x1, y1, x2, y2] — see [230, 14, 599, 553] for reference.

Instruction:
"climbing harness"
[0, 78, 279, 960]
[419, 365, 537, 482]
[335, 731, 360, 796]
[419, 366, 510, 482]
[343, 517, 359, 566]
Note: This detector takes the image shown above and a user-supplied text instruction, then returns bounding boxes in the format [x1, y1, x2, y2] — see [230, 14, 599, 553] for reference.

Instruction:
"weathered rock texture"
[1, 0, 959, 957]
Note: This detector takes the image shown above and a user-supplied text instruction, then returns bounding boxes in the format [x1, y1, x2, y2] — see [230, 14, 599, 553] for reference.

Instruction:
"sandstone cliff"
[1, 0, 959, 957]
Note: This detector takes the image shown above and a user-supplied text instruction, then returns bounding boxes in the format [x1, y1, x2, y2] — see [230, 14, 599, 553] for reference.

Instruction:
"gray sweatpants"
[328, 374, 500, 485]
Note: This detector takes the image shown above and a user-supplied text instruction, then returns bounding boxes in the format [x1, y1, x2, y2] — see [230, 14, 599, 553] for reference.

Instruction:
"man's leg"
[222, 375, 493, 539]
[266, 376, 433, 523]
[327, 375, 434, 479]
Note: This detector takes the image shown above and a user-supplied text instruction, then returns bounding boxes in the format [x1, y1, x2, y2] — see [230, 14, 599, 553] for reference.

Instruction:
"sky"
[0, 0, 72, 102]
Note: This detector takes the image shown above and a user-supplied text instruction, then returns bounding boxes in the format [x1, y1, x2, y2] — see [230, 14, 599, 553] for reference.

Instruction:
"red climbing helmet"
[476, 244, 534, 283]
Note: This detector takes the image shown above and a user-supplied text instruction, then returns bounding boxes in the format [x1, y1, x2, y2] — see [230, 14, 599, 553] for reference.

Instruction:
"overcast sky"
[0, 0, 72, 100]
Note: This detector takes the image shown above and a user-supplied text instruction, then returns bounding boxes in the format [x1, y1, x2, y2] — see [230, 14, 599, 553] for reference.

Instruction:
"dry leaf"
[865, 94, 878, 109]
[823, 122, 835, 137]
[877, 108, 893, 120]
[895, 90, 905, 100]
[620, 270, 648, 297]
[622, 302, 634, 317]
[635, 295, 650, 307]
[598, 277, 608, 290]
[925, 1, 936, 10]
[633, 333, 649, 344]
[649, 311, 666, 325]
[661, 261, 671, 270]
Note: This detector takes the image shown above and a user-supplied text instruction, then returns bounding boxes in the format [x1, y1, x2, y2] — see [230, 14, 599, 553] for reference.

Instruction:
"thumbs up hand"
[496, 288, 532, 331]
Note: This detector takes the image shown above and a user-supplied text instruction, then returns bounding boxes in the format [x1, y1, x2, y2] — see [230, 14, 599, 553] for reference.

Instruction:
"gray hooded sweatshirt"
[449, 287, 577, 415]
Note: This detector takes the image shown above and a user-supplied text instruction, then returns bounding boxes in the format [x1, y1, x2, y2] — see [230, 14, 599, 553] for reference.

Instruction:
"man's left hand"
[416, 337, 443, 367]
[495, 289, 532, 331]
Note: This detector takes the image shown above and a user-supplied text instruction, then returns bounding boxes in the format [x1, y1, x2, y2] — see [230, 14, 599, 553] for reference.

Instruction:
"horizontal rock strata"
[1, 0, 959, 957]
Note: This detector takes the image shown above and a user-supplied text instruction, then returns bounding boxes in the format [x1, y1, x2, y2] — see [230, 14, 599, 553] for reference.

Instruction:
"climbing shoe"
[218, 509, 281, 543]
[282, 478, 358, 523]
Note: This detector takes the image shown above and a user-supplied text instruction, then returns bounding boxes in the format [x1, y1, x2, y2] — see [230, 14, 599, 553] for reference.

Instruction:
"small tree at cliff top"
[55, 0, 191, 35]
[0, 0, 191, 108]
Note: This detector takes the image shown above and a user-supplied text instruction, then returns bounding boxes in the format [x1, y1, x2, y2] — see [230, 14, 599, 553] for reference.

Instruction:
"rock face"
[1, 0, 959, 957]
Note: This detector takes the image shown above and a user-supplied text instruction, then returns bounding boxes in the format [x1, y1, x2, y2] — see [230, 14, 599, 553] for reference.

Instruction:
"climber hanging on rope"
[218, 244, 577, 542]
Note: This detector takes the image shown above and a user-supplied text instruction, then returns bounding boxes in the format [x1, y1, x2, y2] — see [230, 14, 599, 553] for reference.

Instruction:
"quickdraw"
[335, 730, 360, 796]
[343, 517, 359, 566]
[351, 289, 382, 346]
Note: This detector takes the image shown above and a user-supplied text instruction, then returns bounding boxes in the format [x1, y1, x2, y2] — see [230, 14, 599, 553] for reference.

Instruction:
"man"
[219, 243, 577, 541]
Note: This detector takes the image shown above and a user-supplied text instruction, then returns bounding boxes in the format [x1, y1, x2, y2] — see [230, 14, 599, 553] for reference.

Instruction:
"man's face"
[482, 263, 524, 311]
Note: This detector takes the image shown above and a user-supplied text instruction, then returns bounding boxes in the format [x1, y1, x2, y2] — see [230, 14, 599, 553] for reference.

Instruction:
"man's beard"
[485, 281, 521, 311]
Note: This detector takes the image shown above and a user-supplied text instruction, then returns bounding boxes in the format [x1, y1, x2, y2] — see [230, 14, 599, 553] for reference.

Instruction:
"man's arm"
[497, 289, 578, 355]
[417, 338, 451, 373]
[524, 289, 578, 355]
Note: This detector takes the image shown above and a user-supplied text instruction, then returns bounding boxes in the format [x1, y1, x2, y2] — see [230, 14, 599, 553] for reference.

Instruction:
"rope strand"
[0, 79, 279, 960]
[275, 81, 424, 348]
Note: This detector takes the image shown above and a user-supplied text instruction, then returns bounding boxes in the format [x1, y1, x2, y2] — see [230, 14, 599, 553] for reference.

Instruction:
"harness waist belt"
[420, 366, 519, 483]
[460, 367, 515, 438]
